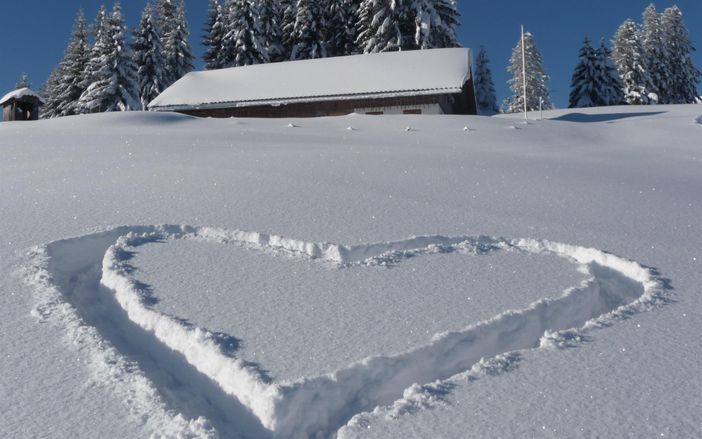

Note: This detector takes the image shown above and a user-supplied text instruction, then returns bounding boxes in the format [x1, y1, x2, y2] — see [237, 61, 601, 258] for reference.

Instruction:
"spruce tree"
[357, 0, 460, 53]
[410, 0, 460, 49]
[356, 0, 406, 53]
[661, 6, 700, 104]
[569, 37, 599, 108]
[474, 46, 498, 114]
[220, 0, 268, 67]
[216, 0, 234, 68]
[156, 0, 176, 44]
[159, 0, 194, 85]
[78, 2, 139, 112]
[257, 0, 286, 62]
[281, 0, 296, 59]
[78, 5, 109, 108]
[612, 19, 655, 105]
[504, 31, 552, 113]
[42, 9, 90, 118]
[133, 3, 167, 109]
[289, 0, 328, 60]
[203, 0, 225, 70]
[595, 39, 625, 106]
[54, 9, 91, 116]
[15, 73, 31, 89]
[41, 67, 64, 119]
[641, 4, 668, 103]
[325, 0, 359, 57]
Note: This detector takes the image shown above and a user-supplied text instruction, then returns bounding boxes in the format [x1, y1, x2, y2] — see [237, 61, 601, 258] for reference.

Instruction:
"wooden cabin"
[149, 48, 477, 117]
[1, 88, 44, 121]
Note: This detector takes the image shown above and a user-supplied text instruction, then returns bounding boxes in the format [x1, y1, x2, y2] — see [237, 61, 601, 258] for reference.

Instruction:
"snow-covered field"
[1, 106, 701, 438]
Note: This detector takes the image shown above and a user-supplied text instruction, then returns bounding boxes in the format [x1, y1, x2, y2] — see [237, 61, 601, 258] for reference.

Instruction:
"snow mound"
[23, 225, 667, 438]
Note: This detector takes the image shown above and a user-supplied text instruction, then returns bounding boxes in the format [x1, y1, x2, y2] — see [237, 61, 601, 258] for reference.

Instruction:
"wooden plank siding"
[2, 105, 12, 122]
[177, 79, 477, 119]
[2, 97, 42, 121]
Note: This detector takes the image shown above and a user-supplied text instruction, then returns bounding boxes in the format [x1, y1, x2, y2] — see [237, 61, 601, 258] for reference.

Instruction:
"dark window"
[403, 109, 422, 115]
[366, 111, 384, 115]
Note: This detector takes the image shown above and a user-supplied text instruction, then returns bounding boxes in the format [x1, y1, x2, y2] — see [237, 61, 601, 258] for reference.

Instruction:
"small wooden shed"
[149, 48, 477, 118]
[1, 88, 44, 121]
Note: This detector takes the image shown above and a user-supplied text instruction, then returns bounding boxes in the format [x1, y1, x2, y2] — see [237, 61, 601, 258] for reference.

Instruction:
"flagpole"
[521, 25, 527, 119]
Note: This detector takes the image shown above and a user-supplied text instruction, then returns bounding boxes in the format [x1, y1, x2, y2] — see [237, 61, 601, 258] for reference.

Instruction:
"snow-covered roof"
[0, 87, 44, 106]
[149, 48, 473, 111]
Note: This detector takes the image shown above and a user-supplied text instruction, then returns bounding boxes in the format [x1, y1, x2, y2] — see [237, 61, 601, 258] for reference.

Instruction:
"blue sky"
[1, 1, 700, 108]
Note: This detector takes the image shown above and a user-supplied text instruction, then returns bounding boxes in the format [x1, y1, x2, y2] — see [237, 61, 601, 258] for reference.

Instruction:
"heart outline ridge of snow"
[22, 225, 668, 438]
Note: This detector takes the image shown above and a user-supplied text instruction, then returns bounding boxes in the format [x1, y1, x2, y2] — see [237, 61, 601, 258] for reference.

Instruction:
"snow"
[2, 105, 702, 438]
[132, 237, 587, 381]
[0, 87, 44, 106]
[148, 48, 472, 110]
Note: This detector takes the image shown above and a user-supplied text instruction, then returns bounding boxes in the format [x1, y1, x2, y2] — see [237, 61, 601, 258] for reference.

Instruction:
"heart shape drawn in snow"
[22, 225, 667, 439]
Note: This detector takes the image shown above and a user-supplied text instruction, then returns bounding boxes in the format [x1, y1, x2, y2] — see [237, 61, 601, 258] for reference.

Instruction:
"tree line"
[42, 1, 194, 117]
[37, 1, 700, 118]
[472, 3, 700, 114]
[203, 0, 459, 68]
[41, 0, 461, 118]
[610, 4, 699, 106]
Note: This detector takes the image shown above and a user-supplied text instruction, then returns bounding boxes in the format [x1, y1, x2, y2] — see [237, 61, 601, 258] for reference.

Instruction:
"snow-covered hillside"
[1, 106, 700, 438]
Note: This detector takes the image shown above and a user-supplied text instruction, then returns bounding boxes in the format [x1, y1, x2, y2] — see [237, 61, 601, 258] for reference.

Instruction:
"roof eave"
[149, 87, 464, 112]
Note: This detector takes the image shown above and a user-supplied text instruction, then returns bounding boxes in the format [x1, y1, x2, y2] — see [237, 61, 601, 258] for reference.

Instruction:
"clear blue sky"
[1, 1, 700, 108]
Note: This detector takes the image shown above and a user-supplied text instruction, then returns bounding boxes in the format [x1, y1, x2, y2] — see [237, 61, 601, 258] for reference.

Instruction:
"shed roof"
[0, 88, 44, 106]
[149, 48, 472, 111]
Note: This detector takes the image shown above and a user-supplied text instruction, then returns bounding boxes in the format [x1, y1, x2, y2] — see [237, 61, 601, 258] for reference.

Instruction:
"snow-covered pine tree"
[289, 0, 328, 60]
[569, 37, 599, 108]
[595, 39, 625, 106]
[42, 9, 90, 118]
[53, 9, 91, 117]
[612, 19, 655, 105]
[203, 0, 225, 69]
[281, 0, 296, 58]
[326, 0, 359, 57]
[78, 2, 139, 113]
[257, 0, 286, 62]
[356, 0, 406, 53]
[133, 3, 168, 110]
[15, 73, 31, 89]
[219, 0, 268, 67]
[159, 0, 194, 85]
[156, 0, 176, 47]
[215, 0, 234, 67]
[174, 0, 195, 80]
[474, 46, 498, 114]
[641, 4, 668, 103]
[504, 31, 552, 113]
[357, 0, 459, 53]
[661, 6, 701, 104]
[41, 67, 63, 119]
[410, 0, 460, 49]
[90, 4, 110, 45]
[77, 5, 109, 107]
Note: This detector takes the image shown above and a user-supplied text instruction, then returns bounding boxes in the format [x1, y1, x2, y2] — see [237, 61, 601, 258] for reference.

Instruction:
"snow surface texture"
[2, 106, 702, 438]
[23, 224, 665, 438]
[130, 233, 586, 381]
